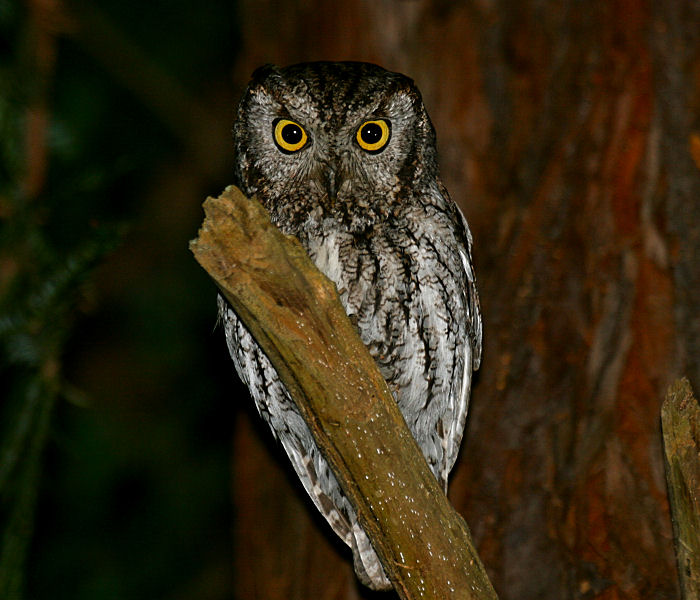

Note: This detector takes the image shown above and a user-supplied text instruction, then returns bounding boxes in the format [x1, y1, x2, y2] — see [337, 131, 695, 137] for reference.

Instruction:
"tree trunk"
[228, 1, 700, 598]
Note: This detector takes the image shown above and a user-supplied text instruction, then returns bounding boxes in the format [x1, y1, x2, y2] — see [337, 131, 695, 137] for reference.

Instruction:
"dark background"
[1, 1, 699, 599]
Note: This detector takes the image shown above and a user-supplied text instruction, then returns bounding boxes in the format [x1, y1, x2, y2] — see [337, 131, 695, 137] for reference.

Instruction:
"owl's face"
[232, 62, 439, 234]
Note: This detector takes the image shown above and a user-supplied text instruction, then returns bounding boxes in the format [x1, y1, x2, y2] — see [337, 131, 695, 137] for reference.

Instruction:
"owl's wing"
[443, 212, 482, 484]
[218, 296, 354, 547]
[458, 210, 483, 372]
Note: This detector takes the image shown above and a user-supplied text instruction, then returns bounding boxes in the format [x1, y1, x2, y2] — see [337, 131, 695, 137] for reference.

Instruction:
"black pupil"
[361, 123, 383, 144]
[281, 123, 303, 144]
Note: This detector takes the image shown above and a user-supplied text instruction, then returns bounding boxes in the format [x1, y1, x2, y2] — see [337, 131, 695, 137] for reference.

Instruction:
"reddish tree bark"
[229, 2, 700, 598]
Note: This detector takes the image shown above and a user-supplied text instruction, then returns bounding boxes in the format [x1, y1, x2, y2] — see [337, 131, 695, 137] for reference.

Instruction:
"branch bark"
[190, 185, 498, 600]
[662, 378, 700, 600]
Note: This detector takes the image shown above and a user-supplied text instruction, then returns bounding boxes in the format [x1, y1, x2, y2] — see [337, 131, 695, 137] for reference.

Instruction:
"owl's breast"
[302, 217, 469, 434]
[303, 226, 396, 336]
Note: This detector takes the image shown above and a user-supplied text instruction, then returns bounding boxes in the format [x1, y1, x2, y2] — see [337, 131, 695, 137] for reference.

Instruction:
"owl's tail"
[351, 522, 392, 591]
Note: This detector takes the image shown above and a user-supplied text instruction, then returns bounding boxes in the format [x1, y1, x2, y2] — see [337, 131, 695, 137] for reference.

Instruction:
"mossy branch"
[662, 378, 700, 600]
[190, 186, 498, 600]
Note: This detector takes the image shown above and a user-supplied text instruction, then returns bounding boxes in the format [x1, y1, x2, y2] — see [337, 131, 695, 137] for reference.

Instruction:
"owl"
[219, 61, 482, 590]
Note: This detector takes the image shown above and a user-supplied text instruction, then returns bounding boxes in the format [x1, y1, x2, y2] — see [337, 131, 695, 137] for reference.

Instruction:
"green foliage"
[1, 1, 240, 598]
[0, 4, 122, 597]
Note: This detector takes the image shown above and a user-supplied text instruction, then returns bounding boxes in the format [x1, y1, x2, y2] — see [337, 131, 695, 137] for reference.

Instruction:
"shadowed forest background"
[2, 1, 700, 599]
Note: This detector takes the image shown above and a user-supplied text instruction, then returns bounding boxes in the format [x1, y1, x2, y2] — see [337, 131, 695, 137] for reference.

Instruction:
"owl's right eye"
[273, 119, 308, 153]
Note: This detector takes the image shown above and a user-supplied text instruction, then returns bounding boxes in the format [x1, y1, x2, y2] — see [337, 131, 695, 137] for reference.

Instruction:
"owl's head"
[232, 62, 440, 234]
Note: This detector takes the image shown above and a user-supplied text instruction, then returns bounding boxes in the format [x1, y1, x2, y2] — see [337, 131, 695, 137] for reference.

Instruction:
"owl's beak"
[324, 167, 338, 201]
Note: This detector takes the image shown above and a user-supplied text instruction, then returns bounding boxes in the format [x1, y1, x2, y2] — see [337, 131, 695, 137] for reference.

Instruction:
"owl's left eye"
[273, 119, 308, 153]
[356, 119, 391, 153]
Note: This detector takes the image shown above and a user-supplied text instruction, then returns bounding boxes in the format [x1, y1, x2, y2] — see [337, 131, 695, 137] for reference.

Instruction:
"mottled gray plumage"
[219, 61, 482, 590]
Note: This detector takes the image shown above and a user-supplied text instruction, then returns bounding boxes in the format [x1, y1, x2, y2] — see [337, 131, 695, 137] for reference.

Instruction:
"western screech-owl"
[218, 61, 482, 590]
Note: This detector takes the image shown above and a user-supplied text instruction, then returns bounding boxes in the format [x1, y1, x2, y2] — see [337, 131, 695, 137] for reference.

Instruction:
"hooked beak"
[325, 167, 337, 201]
[316, 157, 341, 202]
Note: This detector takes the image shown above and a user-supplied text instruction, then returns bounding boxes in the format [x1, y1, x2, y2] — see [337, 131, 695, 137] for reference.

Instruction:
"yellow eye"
[356, 119, 391, 153]
[273, 119, 308, 153]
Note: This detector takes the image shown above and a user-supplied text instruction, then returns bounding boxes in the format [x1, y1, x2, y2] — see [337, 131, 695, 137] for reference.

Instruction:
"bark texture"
[226, 2, 700, 598]
[662, 378, 700, 600]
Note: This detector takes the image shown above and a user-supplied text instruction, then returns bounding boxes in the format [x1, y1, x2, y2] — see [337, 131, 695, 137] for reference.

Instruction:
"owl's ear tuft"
[250, 63, 282, 84]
